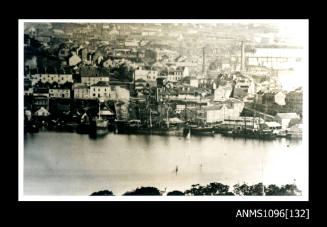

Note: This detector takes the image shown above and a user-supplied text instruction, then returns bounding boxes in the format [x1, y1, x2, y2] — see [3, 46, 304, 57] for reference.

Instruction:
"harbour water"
[23, 131, 306, 196]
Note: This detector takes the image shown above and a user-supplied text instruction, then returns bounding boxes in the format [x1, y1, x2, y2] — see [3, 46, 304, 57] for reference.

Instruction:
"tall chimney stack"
[202, 47, 205, 77]
[240, 41, 245, 71]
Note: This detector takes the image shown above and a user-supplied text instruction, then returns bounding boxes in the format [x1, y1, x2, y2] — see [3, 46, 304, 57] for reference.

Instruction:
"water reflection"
[24, 132, 306, 196]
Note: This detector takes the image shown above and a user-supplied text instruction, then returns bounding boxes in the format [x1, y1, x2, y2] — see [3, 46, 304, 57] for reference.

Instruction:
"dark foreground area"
[90, 182, 301, 196]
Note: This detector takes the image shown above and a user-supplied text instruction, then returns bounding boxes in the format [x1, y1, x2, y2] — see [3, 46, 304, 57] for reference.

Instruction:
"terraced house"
[37, 73, 73, 84]
[74, 84, 91, 99]
[80, 66, 110, 86]
[90, 81, 114, 100]
[49, 88, 71, 98]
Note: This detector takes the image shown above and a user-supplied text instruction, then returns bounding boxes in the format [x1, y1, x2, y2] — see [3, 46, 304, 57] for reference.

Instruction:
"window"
[93, 93, 96, 97]
[98, 94, 100, 98]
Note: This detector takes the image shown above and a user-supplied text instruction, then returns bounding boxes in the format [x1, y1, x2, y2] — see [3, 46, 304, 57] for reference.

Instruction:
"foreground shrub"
[123, 187, 161, 195]
[167, 190, 185, 196]
[233, 183, 301, 196]
[90, 190, 114, 196]
[184, 183, 234, 196]
[90, 182, 301, 196]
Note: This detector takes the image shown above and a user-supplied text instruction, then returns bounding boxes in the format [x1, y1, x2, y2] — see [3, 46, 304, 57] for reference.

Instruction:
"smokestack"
[241, 41, 245, 71]
[202, 47, 205, 76]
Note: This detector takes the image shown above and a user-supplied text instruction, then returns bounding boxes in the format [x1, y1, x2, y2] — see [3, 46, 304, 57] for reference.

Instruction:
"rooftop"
[224, 98, 243, 103]
[202, 105, 224, 111]
[135, 79, 147, 82]
[276, 113, 299, 119]
[264, 122, 282, 127]
[91, 81, 110, 87]
[80, 66, 111, 77]
[74, 85, 90, 89]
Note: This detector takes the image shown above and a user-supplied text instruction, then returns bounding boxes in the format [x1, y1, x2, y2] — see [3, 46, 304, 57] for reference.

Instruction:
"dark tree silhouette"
[278, 184, 301, 195]
[90, 190, 114, 196]
[184, 183, 234, 196]
[167, 190, 185, 196]
[123, 187, 161, 195]
[234, 183, 301, 196]
[88, 182, 301, 196]
[233, 183, 263, 196]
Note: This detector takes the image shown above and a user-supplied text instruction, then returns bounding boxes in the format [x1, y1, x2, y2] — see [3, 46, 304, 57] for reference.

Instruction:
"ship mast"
[166, 103, 170, 128]
[98, 99, 101, 119]
[244, 113, 246, 132]
[184, 97, 187, 122]
[148, 83, 152, 128]
[149, 107, 152, 128]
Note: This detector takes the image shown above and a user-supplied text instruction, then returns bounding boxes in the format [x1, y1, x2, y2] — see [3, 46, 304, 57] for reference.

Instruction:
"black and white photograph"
[19, 19, 308, 201]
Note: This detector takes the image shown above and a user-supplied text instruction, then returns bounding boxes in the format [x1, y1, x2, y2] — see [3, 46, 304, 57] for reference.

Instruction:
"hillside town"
[24, 22, 303, 139]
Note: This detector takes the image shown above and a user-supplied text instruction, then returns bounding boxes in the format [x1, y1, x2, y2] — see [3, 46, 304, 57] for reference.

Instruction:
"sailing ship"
[115, 94, 184, 136]
[183, 124, 215, 136]
[221, 112, 276, 140]
[182, 102, 214, 136]
[222, 128, 276, 140]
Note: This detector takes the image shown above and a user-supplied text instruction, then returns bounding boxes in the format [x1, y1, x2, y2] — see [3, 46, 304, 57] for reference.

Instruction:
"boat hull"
[183, 127, 215, 136]
[222, 131, 276, 140]
[114, 121, 184, 136]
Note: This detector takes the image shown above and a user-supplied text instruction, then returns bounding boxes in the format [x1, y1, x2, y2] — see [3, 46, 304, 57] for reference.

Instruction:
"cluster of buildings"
[24, 23, 304, 130]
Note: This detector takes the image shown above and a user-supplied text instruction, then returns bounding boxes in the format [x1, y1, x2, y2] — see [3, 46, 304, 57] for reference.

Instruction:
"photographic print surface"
[19, 19, 308, 200]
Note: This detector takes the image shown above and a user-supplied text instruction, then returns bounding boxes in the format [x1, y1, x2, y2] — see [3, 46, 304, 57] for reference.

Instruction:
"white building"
[134, 69, 158, 82]
[81, 74, 109, 86]
[90, 81, 112, 100]
[49, 88, 71, 98]
[190, 78, 199, 88]
[125, 40, 139, 47]
[201, 105, 226, 123]
[214, 85, 233, 101]
[74, 85, 91, 99]
[69, 53, 82, 66]
[37, 74, 73, 85]
[275, 113, 300, 130]
[80, 66, 111, 86]
[166, 67, 189, 82]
